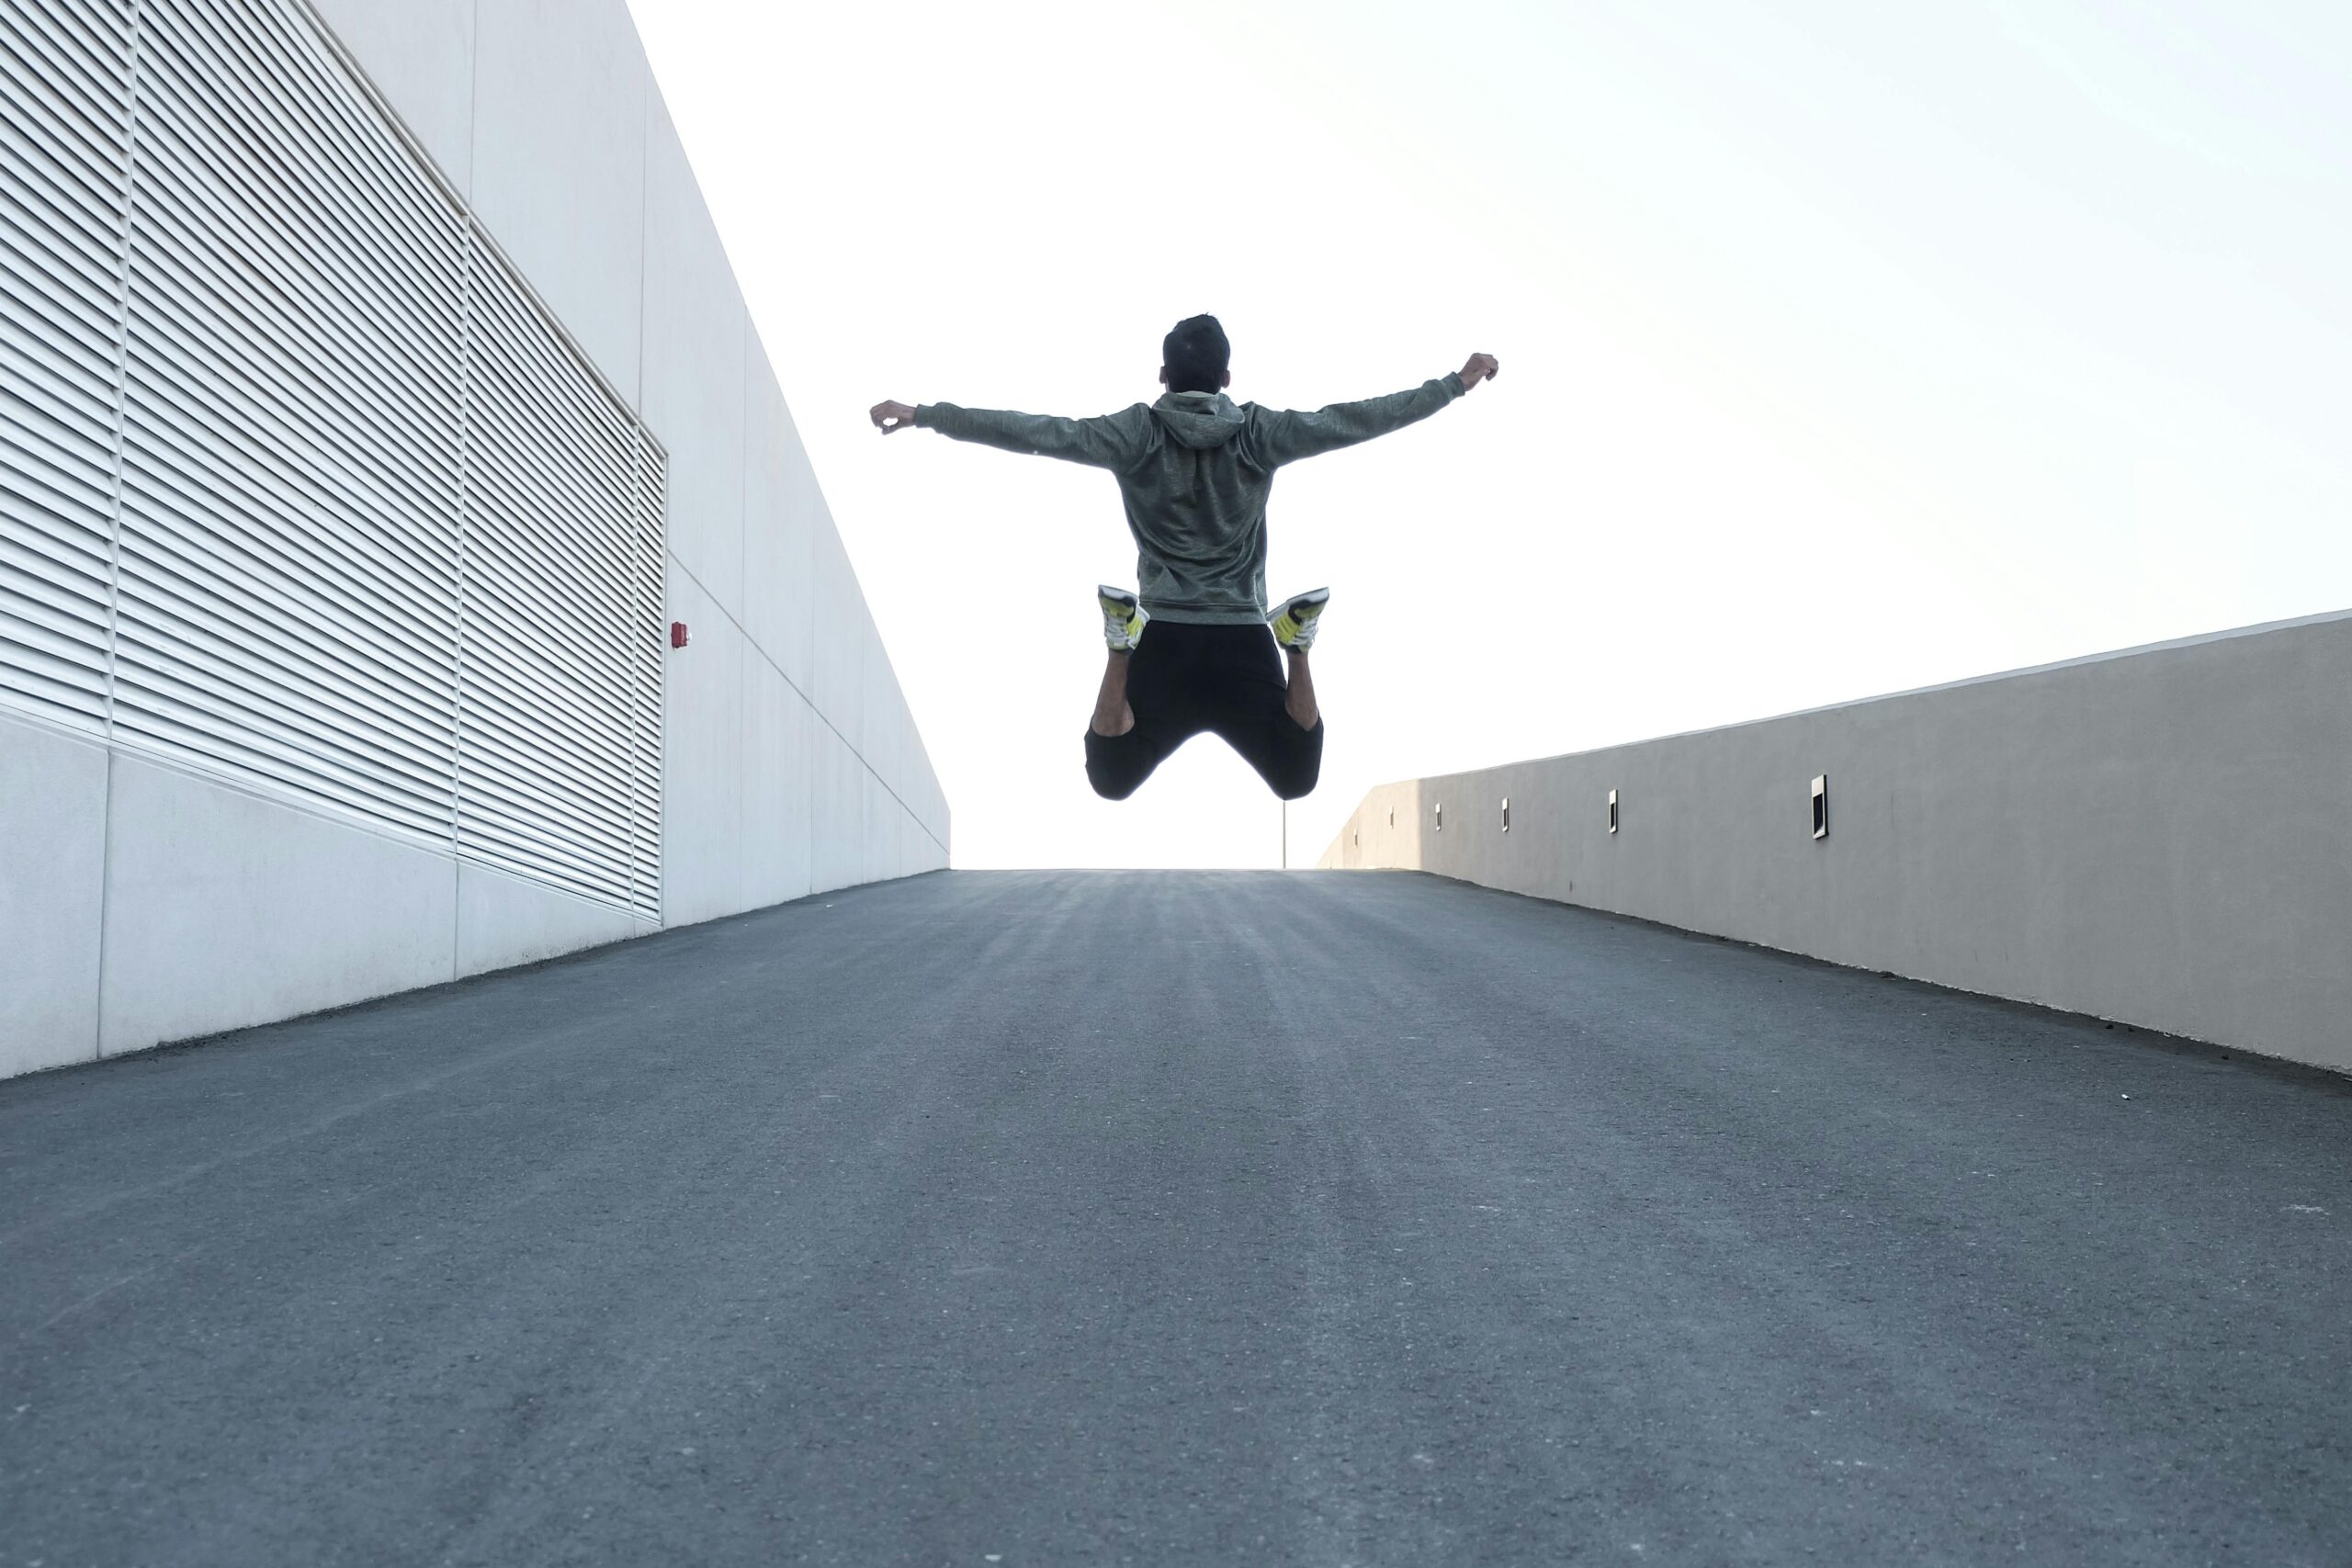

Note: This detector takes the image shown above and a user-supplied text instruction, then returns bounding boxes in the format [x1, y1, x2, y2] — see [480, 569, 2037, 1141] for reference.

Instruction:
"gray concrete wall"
[0, 0, 946, 1080]
[1320, 611, 2352, 1074]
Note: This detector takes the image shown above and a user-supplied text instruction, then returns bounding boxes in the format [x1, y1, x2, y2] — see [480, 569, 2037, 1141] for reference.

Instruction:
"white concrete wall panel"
[308, 0, 476, 197]
[640, 98, 747, 622]
[742, 657, 815, 908]
[809, 518, 867, 749]
[895, 802, 921, 883]
[0, 714, 107, 1076]
[861, 630, 903, 805]
[887, 784, 914, 884]
[914, 806, 937, 874]
[469, 0, 647, 400]
[810, 723, 865, 897]
[741, 350, 817, 694]
[920, 743, 951, 848]
[859, 769, 890, 887]
[891, 726, 928, 839]
[892, 685, 935, 845]
[922, 764, 951, 852]
[456, 861, 644, 981]
[659, 565, 746, 927]
[98, 760, 458, 1056]
[1324, 612, 2352, 1074]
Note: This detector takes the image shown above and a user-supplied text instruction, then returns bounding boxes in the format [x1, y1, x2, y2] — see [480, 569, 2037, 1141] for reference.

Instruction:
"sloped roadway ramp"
[4, 870, 2349, 1564]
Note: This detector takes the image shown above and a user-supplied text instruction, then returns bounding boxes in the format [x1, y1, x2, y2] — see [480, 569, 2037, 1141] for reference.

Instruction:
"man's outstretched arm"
[1253, 353, 1499, 467]
[868, 399, 1147, 470]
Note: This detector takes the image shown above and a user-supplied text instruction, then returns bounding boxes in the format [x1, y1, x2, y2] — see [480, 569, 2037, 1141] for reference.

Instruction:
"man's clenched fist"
[1458, 354, 1499, 390]
[870, 400, 917, 433]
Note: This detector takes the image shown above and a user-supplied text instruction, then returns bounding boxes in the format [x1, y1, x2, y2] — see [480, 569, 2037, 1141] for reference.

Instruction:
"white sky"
[626, 0, 2350, 870]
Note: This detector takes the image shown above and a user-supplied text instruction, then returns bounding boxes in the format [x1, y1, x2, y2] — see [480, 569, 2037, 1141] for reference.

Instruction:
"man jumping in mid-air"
[869, 315, 1498, 802]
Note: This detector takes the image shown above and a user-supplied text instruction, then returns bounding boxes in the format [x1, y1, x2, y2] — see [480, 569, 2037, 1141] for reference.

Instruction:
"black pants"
[1084, 621, 1323, 802]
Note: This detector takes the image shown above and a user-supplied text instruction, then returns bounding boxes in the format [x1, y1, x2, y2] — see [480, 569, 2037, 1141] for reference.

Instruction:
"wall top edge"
[1382, 604, 2352, 794]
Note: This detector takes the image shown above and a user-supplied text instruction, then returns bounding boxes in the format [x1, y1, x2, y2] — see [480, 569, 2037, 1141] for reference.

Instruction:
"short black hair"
[1161, 314, 1229, 394]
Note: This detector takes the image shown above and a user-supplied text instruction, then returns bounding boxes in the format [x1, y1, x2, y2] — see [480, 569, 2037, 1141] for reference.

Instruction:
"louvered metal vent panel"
[458, 233, 664, 917]
[0, 0, 130, 732]
[112, 0, 463, 840]
[2, 0, 667, 917]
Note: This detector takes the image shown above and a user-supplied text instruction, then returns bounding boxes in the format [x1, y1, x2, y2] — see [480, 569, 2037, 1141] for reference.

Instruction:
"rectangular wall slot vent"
[1608, 789, 1619, 834]
[1434, 801, 1443, 832]
[1500, 796, 1510, 833]
[1811, 774, 1828, 840]
[0, 0, 667, 919]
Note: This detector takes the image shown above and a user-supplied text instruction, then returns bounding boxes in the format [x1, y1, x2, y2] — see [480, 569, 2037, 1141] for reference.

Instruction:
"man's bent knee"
[1268, 720, 1323, 801]
[1083, 729, 1149, 801]
[1270, 750, 1322, 801]
[1088, 766, 1143, 802]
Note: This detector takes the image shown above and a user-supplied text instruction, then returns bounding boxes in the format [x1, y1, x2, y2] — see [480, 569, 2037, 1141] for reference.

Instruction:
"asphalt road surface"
[5, 870, 2349, 1566]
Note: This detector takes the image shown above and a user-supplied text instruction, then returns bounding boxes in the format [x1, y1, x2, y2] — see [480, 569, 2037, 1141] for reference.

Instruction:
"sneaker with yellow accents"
[1098, 584, 1148, 652]
[1271, 587, 1330, 651]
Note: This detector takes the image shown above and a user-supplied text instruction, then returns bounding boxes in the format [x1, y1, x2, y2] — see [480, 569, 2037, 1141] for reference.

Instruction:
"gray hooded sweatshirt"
[915, 373, 1465, 626]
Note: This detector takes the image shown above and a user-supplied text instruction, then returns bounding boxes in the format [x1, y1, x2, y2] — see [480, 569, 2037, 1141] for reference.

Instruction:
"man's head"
[1160, 314, 1230, 395]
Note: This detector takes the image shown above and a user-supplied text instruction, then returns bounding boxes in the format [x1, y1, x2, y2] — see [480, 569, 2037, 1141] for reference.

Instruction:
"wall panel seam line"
[736, 316, 748, 618]
[628, 411, 644, 914]
[663, 549, 947, 853]
[92, 747, 115, 1062]
[636, 61, 649, 410]
[462, 0, 478, 195]
[98, 0, 140, 741]
[639, 85, 664, 919]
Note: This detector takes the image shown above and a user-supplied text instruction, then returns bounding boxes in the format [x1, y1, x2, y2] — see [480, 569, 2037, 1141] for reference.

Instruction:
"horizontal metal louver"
[0, 0, 129, 732]
[457, 233, 662, 916]
[0, 0, 667, 919]
[113, 0, 463, 841]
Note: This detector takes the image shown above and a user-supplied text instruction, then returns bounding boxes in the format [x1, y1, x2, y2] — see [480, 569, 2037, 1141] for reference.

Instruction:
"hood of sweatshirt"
[1149, 390, 1247, 450]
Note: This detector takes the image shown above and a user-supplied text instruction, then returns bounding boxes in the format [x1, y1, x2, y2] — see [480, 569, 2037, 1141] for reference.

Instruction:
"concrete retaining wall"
[0, 0, 946, 1080]
[1320, 611, 2352, 1073]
